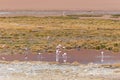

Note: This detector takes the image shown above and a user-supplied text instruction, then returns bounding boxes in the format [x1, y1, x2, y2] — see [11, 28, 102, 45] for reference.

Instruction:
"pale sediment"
[0, 61, 120, 80]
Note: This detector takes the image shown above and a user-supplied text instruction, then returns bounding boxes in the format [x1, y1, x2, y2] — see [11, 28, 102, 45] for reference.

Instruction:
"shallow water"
[0, 11, 120, 16]
[0, 49, 120, 64]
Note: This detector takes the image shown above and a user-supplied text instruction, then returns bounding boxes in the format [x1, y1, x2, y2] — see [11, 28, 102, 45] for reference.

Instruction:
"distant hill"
[0, 0, 120, 11]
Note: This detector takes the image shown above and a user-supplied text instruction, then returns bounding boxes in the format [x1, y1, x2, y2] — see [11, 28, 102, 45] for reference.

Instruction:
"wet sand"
[0, 49, 120, 64]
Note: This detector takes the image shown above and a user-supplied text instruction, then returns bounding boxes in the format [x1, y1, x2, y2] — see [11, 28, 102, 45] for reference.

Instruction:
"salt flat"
[0, 61, 120, 80]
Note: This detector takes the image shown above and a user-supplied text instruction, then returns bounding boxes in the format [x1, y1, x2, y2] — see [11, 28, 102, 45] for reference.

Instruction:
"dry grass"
[0, 16, 120, 54]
